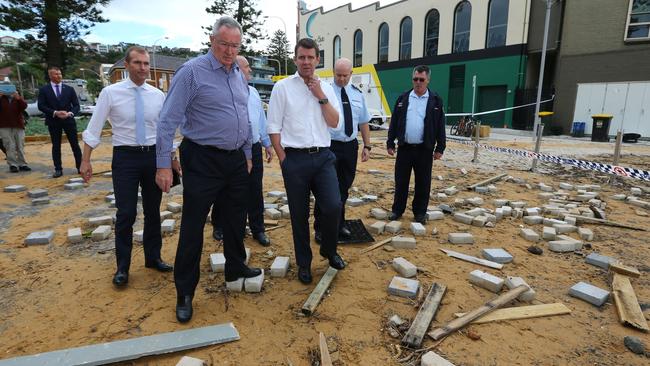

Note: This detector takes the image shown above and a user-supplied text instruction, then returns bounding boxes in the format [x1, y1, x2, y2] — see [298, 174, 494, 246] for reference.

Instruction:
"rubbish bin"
[571, 122, 586, 137]
[591, 114, 613, 142]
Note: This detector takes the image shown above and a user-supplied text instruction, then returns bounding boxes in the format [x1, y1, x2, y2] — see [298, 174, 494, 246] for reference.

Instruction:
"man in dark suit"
[386, 65, 446, 224]
[38, 66, 83, 178]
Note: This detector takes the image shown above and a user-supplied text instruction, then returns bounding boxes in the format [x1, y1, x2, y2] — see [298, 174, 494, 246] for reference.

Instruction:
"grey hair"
[212, 16, 242, 36]
[413, 65, 431, 78]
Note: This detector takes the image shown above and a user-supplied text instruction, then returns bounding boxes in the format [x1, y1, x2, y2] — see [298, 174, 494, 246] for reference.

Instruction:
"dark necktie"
[341, 87, 353, 137]
[54, 84, 61, 99]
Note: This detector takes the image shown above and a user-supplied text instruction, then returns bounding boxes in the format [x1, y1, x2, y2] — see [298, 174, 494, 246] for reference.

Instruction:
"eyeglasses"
[412, 77, 427, 82]
[215, 40, 241, 50]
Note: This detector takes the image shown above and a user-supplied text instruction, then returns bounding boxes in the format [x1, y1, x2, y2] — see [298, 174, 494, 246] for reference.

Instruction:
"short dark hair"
[47, 66, 61, 72]
[294, 38, 319, 56]
[413, 65, 430, 78]
[125, 46, 148, 63]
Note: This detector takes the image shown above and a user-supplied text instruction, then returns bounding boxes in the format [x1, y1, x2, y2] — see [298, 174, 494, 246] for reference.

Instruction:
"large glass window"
[424, 9, 440, 57]
[378, 22, 389, 63]
[353, 30, 363, 67]
[453, 1, 472, 53]
[333, 36, 341, 68]
[486, 0, 508, 48]
[626, 0, 650, 40]
[399, 17, 412, 60]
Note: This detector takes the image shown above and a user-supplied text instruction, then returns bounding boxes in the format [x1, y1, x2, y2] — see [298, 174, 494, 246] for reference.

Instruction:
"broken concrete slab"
[279, 205, 290, 219]
[493, 199, 509, 207]
[391, 236, 416, 249]
[361, 194, 378, 202]
[24, 231, 55, 245]
[585, 253, 616, 269]
[392, 257, 417, 278]
[611, 194, 627, 201]
[263, 203, 279, 210]
[67, 227, 82, 244]
[27, 189, 48, 198]
[548, 240, 577, 253]
[466, 197, 484, 206]
[509, 201, 527, 208]
[176, 356, 207, 366]
[388, 276, 419, 298]
[448, 232, 474, 244]
[443, 187, 458, 196]
[553, 223, 578, 234]
[270, 256, 290, 278]
[91, 225, 111, 241]
[569, 282, 610, 307]
[481, 248, 513, 264]
[267, 190, 286, 198]
[505, 276, 536, 302]
[469, 269, 504, 293]
[471, 216, 487, 227]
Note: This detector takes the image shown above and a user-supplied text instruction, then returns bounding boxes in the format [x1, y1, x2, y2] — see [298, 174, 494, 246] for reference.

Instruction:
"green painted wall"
[376, 54, 527, 127]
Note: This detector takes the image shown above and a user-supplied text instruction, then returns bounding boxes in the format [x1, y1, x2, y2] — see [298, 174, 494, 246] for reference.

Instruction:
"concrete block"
[270, 256, 290, 278]
[392, 257, 417, 278]
[410, 222, 426, 236]
[32, 197, 50, 205]
[467, 197, 484, 206]
[454, 198, 466, 205]
[265, 208, 281, 219]
[367, 169, 382, 175]
[105, 194, 115, 202]
[453, 213, 474, 225]
[25, 230, 55, 245]
[91, 225, 111, 241]
[391, 236, 416, 249]
[481, 248, 513, 263]
[512, 208, 524, 219]
[385, 221, 402, 233]
[559, 182, 573, 190]
[27, 189, 48, 198]
[631, 187, 643, 195]
[160, 210, 173, 220]
[525, 207, 541, 216]
[493, 199, 509, 207]
[611, 194, 627, 201]
[421, 351, 455, 366]
[263, 203, 279, 210]
[553, 223, 578, 234]
[564, 216, 577, 226]
[362, 194, 378, 202]
[368, 221, 386, 235]
[495, 208, 504, 220]
[388, 276, 420, 298]
[569, 282, 610, 307]
[427, 211, 444, 221]
[4, 184, 27, 192]
[548, 240, 576, 252]
[64, 182, 84, 190]
[487, 184, 498, 192]
[520, 228, 539, 242]
[108, 200, 116, 208]
[538, 192, 555, 200]
[167, 202, 182, 213]
[346, 198, 364, 207]
[510, 201, 527, 208]
[578, 227, 594, 241]
[67, 227, 82, 243]
[134, 230, 144, 243]
[523, 215, 543, 225]
[245, 247, 251, 265]
[556, 235, 583, 250]
[103, 171, 112, 177]
[448, 232, 474, 244]
[585, 253, 616, 269]
[226, 278, 244, 292]
[575, 194, 596, 202]
[161, 219, 175, 233]
[68, 177, 84, 184]
[210, 253, 225, 272]
[176, 356, 207, 366]
[370, 208, 388, 220]
[465, 208, 484, 217]
[444, 187, 458, 196]
[543, 218, 566, 226]
[542, 226, 557, 241]
[267, 190, 286, 198]
[279, 205, 290, 219]
[475, 186, 488, 194]
[244, 269, 264, 293]
[89, 215, 112, 226]
[469, 269, 504, 293]
[505, 276, 536, 302]
[500, 206, 512, 216]
[436, 193, 448, 201]
[472, 216, 487, 227]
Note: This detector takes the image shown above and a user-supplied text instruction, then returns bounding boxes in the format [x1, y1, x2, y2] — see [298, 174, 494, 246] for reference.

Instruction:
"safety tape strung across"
[447, 136, 650, 181]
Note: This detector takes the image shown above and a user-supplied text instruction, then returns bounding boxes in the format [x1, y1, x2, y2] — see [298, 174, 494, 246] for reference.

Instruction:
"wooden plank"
[264, 219, 279, 226]
[454, 303, 571, 324]
[359, 236, 396, 254]
[466, 173, 508, 190]
[319, 332, 333, 366]
[265, 224, 286, 232]
[611, 273, 650, 332]
[301, 267, 338, 315]
[439, 248, 503, 270]
[609, 262, 641, 278]
[402, 283, 447, 348]
[428, 285, 528, 340]
[567, 215, 647, 231]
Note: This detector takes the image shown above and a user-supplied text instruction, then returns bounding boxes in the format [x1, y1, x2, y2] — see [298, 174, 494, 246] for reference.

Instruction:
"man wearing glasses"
[386, 65, 446, 224]
[156, 16, 260, 323]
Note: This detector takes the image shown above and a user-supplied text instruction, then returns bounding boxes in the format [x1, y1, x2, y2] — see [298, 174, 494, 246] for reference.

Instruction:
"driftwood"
[402, 283, 447, 348]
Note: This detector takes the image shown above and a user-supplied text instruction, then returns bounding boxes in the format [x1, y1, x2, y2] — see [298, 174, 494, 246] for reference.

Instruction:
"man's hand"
[156, 168, 173, 193]
[264, 146, 274, 163]
[55, 110, 68, 119]
[247, 159, 252, 173]
[387, 147, 395, 156]
[171, 159, 182, 176]
[79, 160, 92, 183]
[306, 76, 326, 100]
[434, 152, 443, 160]
[361, 147, 370, 162]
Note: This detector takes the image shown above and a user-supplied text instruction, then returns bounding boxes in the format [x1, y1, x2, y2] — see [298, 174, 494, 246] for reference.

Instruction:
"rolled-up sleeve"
[82, 88, 111, 149]
[266, 83, 285, 135]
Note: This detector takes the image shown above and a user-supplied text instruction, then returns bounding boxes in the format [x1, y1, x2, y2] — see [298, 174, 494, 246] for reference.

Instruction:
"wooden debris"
[428, 285, 528, 340]
[264, 219, 279, 226]
[402, 283, 447, 348]
[611, 273, 649, 332]
[454, 303, 571, 324]
[466, 173, 508, 190]
[265, 224, 287, 232]
[302, 267, 338, 315]
[609, 262, 641, 278]
[566, 215, 647, 231]
[359, 236, 396, 254]
[319, 332, 333, 366]
[439, 248, 503, 270]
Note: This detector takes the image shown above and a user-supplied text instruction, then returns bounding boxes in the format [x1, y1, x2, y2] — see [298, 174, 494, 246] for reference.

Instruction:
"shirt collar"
[207, 49, 240, 72]
[51, 82, 61, 87]
[409, 89, 429, 99]
[124, 78, 146, 89]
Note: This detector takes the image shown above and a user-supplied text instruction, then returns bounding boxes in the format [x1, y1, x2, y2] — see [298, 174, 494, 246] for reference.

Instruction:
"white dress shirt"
[267, 73, 341, 148]
[82, 78, 165, 148]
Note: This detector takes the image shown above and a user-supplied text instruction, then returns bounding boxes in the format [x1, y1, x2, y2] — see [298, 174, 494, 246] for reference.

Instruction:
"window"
[626, 0, 650, 40]
[399, 17, 412, 60]
[378, 23, 389, 63]
[317, 50, 325, 68]
[424, 9, 440, 57]
[453, 1, 472, 53]
[353, 30, 363, 67]
[486, 0, 509, 48]
[333, 36, 341, 68]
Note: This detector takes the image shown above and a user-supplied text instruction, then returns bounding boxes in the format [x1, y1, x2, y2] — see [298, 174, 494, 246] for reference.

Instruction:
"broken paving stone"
[161, 219, 176, 233]
[635, 210, 648, 217]
[88, 215, 113, 226]
[630, 187, 643, 196]
[226, 278, 244, 292]
[453, 213, 474, 225]
[160, 210, 173, 220]
[611, 194, 627, 201]
[623, 336, 645, 355]
[388, 276, 419, 298]
[543, 226, 557, 241]
[68, 177, 84, 184]
[443, 187, 458, 196]
[370, 208, 388, 220]
[270, 256, 290, 278]
[167, 202, 182, 213]
[368, 221, 386, 235]
[527, 246, 543, 255]
[520, 228, 540, 242]
[383, 245, 395, 252]
[67, 227, 82, 243]
[469, 269, 504, 293]
[481, 248, 513, 264]
[388, 314, 406, 327]
[91, 225, 111, 241]
[64, 182, 84, 190]
[410, 222, 426, 236]
[176, 356, 207, 366]
[4, 184, 27, 192]
[267, 191, 286, 198]
[427, 211, 444, 221]
[244, 269, 264, 293]
[27, 189, 48, 198]
[361, 194, 378, 202]
[569, 282, 610, 307]
[346, 198, 364, 207]
[585, 253, 617, 269]
[578, 227, 594, 240]
[392, 257, 417, 277]
[475, 186, 488, 194]
[471, 216, 487, 227]
[421, 351, 455, 366]
[448, 232, 474, 244]
[210, 253, 225, 272]
[509, 201, 527, 208]
[133, 230, 144, 243]
[391, 236, 416, 249]
[505, 276, 536, 302]
[25, 231, 55, 245]
[264, 208, 281, 219]
[263, 203, 279, 210]
[32, 197, 50, 205]
[385, 221, 402, 233]
[467, 197, 484, 206]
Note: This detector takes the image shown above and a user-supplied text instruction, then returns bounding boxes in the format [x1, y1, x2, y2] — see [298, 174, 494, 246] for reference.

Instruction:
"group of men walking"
[26, 15, 446, 323]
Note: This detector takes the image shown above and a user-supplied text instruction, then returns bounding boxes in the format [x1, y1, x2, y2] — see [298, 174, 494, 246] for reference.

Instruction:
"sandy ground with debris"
[1, 130, 649, 366]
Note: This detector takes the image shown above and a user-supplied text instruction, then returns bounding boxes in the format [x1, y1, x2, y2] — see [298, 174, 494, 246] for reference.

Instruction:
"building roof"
[110, 54, 188, 73]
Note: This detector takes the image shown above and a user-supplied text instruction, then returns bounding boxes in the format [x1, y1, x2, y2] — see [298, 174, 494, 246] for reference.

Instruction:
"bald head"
[236, 55, 251, 80]
[334, 57, 353, 88]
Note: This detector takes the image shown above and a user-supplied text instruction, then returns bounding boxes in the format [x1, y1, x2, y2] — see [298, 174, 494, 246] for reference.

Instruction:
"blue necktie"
[54, 84, 61, 99]
[134, 87, 146, 145]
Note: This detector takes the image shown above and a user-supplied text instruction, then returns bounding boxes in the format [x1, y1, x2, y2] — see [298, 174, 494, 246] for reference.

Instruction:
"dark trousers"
[281, 148, 341, 268]
[112, 148, 162, 272]
[175, 139, 249, 297]
[211, 142, 265, 234]
[392, 143, 434, 216]
[314, 139, 358, 231]
[48, 121, 82, 171]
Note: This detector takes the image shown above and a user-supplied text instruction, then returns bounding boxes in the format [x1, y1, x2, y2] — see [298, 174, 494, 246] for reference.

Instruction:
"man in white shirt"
[267, 38, 345, 284]
[79, 46, 179, 287]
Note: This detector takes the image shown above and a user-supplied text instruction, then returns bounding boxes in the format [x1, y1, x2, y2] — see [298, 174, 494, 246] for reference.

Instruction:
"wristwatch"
[318, 98, 329, 105]
[363, 146, 372, 151]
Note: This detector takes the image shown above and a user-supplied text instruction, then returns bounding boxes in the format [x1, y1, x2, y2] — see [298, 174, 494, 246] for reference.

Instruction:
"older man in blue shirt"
[156, 16, 262, 323]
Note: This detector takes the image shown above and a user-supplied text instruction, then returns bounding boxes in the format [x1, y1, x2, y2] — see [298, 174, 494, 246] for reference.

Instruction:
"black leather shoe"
[314, 231, 322, 244]
[52, 169, 63, 178]
[176, 295, 193, 323]
[414, 214, 427, 225]
[19, 165, 31, 171]
[320, 250, 346, 270]
[298, 266, 312, 284]
[225, 266, 262, 282]
[252, 232, 271, 246]
[9, 166, 18, 173]
[212, 228, 223, 241]
[338, 226, 352, 239]
[145, 259, 173, 272]
[112, 270, 128, 287]
[388, 212, 401, 221]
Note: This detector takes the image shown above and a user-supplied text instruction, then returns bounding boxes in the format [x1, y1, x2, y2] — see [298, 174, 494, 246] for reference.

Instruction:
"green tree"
[204, 0, 265, 54]
[266, 29, 292, 75]
[0, 0, 111, 68]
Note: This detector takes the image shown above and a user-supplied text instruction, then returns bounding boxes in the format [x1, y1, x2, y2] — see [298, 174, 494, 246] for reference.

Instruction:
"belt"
[185, 138, 242, 154]
[331, 140, 357, 145]
[285, 147, 328, 154]
[399, 142, 423, 148]
[114, 145, 156, 152]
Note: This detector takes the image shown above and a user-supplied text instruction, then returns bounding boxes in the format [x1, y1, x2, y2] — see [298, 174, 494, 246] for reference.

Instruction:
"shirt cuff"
[81, 130, 100, 149]
[244, 148, 252, 160]
[156, 156, 172, 169]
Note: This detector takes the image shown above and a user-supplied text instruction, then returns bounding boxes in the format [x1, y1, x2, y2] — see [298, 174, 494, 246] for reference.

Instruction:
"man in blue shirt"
[314, 58, 371, 242]
[386, 65, 446, 224]
[155, 16, 261, 323]
[211, 55, 274, 246]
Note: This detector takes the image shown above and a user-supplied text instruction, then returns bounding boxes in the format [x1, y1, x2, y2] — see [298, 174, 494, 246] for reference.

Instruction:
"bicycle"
[450, 116, 477, 137]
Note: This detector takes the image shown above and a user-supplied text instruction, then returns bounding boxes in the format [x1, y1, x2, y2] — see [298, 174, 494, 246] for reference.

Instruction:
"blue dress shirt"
[329, 84, 371, 142]
[248, 86, 270, 147]
[404, 90, 429, 144]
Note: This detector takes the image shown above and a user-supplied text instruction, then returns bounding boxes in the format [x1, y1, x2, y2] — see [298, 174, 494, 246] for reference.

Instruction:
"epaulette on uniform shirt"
[351, 84, 363, 94]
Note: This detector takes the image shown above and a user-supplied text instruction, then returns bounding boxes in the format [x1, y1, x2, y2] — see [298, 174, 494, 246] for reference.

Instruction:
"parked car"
[25, 102, 43, 118]
[368, 108, 388, 130]
[80, 104, 95, 116]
